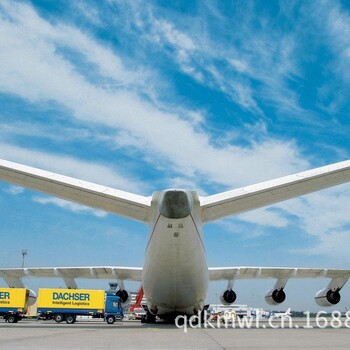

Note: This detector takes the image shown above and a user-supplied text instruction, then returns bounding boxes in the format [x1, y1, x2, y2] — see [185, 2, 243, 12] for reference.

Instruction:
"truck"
[37, 288, 123, 324]
[0, 288, 30, 323]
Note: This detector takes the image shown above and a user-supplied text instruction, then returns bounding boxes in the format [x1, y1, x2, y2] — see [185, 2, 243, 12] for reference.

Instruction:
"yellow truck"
[37, 288, 124, 324]
[0, 288, 30, 323]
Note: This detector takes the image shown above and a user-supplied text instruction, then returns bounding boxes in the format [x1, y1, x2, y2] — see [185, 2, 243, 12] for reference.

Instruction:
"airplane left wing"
[0, 266, 143, 288]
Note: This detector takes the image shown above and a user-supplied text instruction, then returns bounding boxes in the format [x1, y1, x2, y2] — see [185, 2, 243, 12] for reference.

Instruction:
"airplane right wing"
[200, 160, 350, 223]
[208, 267, 350, 281]
[208, 266, 350, 305]
[0, 159, 152, 223]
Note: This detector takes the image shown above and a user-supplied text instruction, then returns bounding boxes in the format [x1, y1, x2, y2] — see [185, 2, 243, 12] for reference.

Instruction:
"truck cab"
[104, 292, 124, 324]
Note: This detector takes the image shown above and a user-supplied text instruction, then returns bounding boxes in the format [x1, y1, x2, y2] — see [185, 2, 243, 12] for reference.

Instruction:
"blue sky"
[1, 0, 350, 311]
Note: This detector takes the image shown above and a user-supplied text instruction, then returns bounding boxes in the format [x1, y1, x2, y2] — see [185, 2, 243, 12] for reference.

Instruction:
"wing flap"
[201, 160, 350, 222]
[0, 159, 152, 222]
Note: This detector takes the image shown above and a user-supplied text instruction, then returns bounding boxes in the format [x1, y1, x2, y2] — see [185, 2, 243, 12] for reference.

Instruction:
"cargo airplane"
[1, 159, 350, 322]
[269, 307, 292, 319]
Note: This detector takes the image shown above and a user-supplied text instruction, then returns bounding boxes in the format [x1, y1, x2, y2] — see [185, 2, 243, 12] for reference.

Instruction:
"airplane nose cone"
[159, 190, 192, 219]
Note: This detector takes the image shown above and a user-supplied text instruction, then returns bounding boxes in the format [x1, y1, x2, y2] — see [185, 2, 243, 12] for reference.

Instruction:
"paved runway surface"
[1, 319, 350, 349]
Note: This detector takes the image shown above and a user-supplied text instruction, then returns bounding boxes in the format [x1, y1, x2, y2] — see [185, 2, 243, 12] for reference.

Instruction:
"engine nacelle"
[315, 289, 341, 307]
[220, 290, 236, 305]
[265, 288, 286, 305]
[28, 289, 37, 306]
[116, 289, 130, 303]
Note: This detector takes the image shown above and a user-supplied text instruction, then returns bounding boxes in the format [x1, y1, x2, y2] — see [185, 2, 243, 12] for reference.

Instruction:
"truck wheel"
[65, 315, 75, 324]
[54, 314, 64, 323]
[106, 315, 115, 324]
[7, 315, 17, 323]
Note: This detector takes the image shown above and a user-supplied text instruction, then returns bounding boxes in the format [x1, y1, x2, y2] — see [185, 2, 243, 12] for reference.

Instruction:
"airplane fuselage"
[142, 190, 208, 317]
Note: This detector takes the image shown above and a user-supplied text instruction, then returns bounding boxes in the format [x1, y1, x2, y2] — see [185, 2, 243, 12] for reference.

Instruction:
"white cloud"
[0, 143, 146, 194]
[127, 1, 303, 116]
[0, 1, 309, 191]
[228, 58, 250, 74]
[0, 1, 144, 89]
[0, 121, 104, 144]
[276, 185, 350, 260]
[318, 2, 350, 83]
[298, 230, 350, 263]
[33, 196, 107, 218]
[146, 16, 262, 113]
[3, 185, 24, 195]
[305, 1, 350, 113]
[237, 208, 289, 228]
[278, 187, 350, 238]
[155, 19, 195, 52]
[70, 1, 103, 27]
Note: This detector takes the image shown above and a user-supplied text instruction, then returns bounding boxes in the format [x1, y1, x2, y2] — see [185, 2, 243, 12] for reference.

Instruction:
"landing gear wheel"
[106, 315, 115, 324]
[198, 305, 210, 324]
[54, 314, 64, 323]
[65, 315, 75, 324]
[141, 312, 156, 324]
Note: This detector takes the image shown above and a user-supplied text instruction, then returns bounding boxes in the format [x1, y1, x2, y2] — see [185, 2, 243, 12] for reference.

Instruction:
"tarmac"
[1, 318, 350, 349]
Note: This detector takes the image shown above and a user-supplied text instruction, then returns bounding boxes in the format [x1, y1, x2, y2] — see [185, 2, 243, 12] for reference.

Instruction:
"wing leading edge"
[0, 159, 152, 223]
[200, 160, 350, 222]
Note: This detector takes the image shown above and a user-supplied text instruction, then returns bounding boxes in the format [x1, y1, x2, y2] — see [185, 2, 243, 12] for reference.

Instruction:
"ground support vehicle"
[0, 288, 30, 323]
[37, 288, 123, 324]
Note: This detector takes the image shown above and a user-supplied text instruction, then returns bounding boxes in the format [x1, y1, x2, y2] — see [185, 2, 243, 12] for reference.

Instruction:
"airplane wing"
[0, 267, 143, 288]
[200, 160, 350, 222]
[0, 159, 152, 223]
[208, 267, 350, 281]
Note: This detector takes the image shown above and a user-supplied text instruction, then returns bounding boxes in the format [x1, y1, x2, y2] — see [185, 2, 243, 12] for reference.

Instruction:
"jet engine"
[265, 288, 286, 305]
[116, 289, 129, 303]
[220, 290, 236, 305]
[315, 288, 341, 307]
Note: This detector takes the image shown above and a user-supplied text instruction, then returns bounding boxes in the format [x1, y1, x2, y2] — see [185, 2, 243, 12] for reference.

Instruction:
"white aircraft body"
[1, 159, 350, 321]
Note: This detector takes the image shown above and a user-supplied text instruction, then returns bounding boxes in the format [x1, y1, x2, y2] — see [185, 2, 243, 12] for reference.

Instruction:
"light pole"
[21, 249, 27, 268]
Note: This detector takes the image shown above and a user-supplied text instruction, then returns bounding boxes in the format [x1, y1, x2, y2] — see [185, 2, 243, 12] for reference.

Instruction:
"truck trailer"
[37, 288, 123, 324]
[0, 288, 30, 323]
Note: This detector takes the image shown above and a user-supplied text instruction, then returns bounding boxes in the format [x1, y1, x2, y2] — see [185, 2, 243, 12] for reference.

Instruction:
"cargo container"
[37, 288, 123, 324]
[0, 288, 30, 323]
